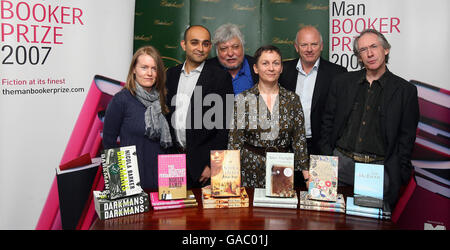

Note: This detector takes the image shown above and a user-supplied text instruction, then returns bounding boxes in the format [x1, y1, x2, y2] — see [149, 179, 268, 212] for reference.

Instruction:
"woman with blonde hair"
[103, 45, 172, 189]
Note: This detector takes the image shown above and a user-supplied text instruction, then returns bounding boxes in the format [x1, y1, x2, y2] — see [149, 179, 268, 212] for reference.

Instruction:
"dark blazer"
[206, 55, 258, 85]
[279, 57, 347, 154]
[319, 69, 419, 208]
[165, 62, 234, 187]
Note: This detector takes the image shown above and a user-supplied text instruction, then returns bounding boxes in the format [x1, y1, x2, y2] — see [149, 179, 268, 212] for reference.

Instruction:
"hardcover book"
[201, 185, 249, 208]
[101, 146, 143, 200]
[158, 154, 187, 200]
[152, 203, 198, 210]
[265, 152, 295, 197]
[210, 150, 241, 197]
[354, 163, 384, 208]
[254, 188, 298, 205]
[346, 197, 391, 217]
[299, 204, 345, 213]
[150, 190, 196, 207]
[308, 155, 338, 201]
[93, 191, 149, 220]
[299, 191, 345, 208]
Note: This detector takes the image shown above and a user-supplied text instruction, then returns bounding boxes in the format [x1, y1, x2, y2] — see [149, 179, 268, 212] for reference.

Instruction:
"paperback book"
[93, 191, 149, 220]
[265, 152, 295, 197]
[158, 154, 187, 200]
[253, 188, 298, 209]
[201, 185, 249, 208]
[101, 145, 143, 200]
[210, 150, 241, 197]
[354, 163, 384, 208]
[308, 155, 338, 201]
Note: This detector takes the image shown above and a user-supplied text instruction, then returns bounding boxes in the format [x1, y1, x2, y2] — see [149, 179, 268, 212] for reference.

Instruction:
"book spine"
[346, 210, 390, 220]
[253, 202, 297, 209]
[300, 204, 345, 213]
[300, 200, 344, 208]
[202, 202, 249, 209]
[253, 198, 298, 205]
[152, 203, 198, 210]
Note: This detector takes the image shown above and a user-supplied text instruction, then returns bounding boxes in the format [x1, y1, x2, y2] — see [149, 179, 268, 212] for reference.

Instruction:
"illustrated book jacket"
[308, 155, 338, 201]
[158, 154, 187, 200]
[210, 150, 241, 197]
[265, 152, 295, 197]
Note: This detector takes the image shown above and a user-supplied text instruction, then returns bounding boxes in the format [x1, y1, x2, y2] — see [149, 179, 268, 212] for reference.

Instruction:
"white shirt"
[174, 61, 205, 147]
[295, 58, 320, 138]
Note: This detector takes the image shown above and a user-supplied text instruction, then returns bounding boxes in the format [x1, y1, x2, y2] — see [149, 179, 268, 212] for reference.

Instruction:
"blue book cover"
[346, 197, 385, 216]
[354, 163, 384, 208]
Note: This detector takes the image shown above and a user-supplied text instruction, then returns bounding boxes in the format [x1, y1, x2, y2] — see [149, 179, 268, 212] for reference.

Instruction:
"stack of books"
[253, 188, 298, 209]
[149, 190, 198, 210]
[201, 150, 249, 208]
[300, 155, 344, 213]
[346, 163, 390, 219]
[201, 185, 249, 208]
[299, 191, 345, 213]
[94, 146, 150, 220]
[346, 197, 391, 220]
[252, 153, 298, 209]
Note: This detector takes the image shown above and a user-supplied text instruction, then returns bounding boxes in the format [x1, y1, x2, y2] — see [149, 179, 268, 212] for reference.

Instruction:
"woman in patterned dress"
[228, 45, 309, 188]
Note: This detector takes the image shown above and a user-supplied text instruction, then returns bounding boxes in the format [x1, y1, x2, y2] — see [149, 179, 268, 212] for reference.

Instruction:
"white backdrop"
[0, 0, 135, 229]
[329, 0, 450, 90]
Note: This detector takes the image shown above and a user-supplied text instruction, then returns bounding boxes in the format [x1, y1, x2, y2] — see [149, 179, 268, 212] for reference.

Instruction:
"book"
[265, 152, 295, 197]
[346, 197, 390, 217]
[93, 191, 150, 220]
[150, 190, 196, 207]
[210, 150, 241, 197]
[253, 188, 298, 205]
[201, 185, 249, 208]
[254, 202, 297, 209]
[346, 210, 391, 220]
[158, 154, 187, 200]
[152, 203, 198, 210]
[299, 191, 345, 209]
[56, 157, 102, 230]
[308, 155, 338, 201]
[299, 204, 345, 213]
[354, 163, 384, 208]
[101, 145, 143, 200]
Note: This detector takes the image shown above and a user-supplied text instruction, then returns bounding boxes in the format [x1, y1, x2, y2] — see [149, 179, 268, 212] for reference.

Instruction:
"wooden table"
[90, 187, 398, 230]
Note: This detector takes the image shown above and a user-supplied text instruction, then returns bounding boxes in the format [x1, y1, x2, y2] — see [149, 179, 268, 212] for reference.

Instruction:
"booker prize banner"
[329, 0, 449, 90]
[0, 0, 135, 229]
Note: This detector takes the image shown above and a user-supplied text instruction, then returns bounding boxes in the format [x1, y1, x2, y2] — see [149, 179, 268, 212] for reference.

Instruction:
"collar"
[181, 61, 205, 74]
[296, 57, 320, 75]
[358, 67, 391, 88]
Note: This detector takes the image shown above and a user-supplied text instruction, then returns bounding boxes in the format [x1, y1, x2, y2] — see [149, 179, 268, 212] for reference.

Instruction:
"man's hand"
[199, 165, 211, 185]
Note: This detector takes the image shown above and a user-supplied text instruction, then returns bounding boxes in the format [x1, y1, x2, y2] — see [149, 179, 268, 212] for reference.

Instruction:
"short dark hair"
[183, 25, 211, 41]
[253, 45, 282, 64]
[353, 29, 391, 68]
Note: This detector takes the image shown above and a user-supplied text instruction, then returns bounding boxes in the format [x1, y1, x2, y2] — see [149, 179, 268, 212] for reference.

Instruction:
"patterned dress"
[227, 84, 309, 188]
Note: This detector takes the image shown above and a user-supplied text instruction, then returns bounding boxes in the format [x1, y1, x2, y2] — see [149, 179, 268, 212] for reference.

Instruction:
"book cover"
[101, 145, 143, 200]
[158, 154, 187, 200]
[253, 188, 298, 205]
[299, 191, 345, 208]
[299, 204, 345, 213]
[150, 190, 196, 207]
[210, 150, 241, 197]
[56, 157, 102, 230]
[354, 163, 384, 208]
[93, 191, 150, 220]
[346, 210, 391, 220]
[265, 152, 295, 197]
[308, 155, 338, 201]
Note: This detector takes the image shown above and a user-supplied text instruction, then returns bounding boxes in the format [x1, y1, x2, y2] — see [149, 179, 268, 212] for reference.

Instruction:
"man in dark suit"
[279, 26, 347, 186]
[166, 25, 234, 188]
[206, 23, 257, 95]
[319, 29, 419, 209]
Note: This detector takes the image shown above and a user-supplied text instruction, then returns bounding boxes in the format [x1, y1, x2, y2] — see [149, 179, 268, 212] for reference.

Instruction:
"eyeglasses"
[358, 43, 379, 54]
